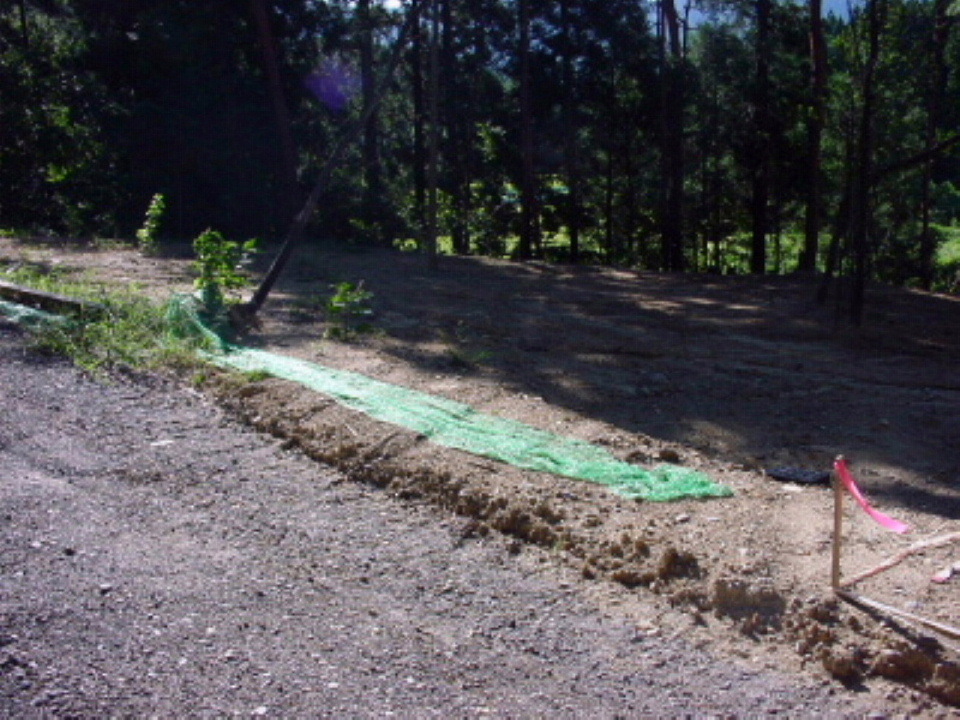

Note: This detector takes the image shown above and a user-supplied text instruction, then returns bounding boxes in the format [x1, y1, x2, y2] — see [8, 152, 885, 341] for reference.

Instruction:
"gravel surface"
[0, 319, 892, 718]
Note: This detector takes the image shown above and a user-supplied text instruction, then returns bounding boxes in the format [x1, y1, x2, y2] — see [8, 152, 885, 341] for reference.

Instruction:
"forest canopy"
[2, 0, 959, 298]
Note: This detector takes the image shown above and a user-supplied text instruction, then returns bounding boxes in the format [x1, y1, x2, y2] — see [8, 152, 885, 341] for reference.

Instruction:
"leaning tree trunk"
[243, 2, 423, 318]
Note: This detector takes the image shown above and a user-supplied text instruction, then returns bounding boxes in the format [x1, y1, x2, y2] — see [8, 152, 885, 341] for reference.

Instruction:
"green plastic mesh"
[0, 298, 66, 329]
[206, 344, 731, 502]
[2, 293, 731, 501]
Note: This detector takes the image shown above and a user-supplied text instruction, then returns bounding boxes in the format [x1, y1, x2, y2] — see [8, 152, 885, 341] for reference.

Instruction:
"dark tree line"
[2, 0, 959, 304]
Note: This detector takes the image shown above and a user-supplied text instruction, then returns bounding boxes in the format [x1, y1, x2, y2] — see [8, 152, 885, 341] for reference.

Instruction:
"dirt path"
[0, 320, 894, 717]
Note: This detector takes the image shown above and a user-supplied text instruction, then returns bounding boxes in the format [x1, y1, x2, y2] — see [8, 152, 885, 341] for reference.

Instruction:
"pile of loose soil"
[3, 236, 959, 708]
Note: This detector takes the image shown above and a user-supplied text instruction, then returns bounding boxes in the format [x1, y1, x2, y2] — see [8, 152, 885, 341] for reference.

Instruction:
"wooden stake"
[831, 456, 844, 590]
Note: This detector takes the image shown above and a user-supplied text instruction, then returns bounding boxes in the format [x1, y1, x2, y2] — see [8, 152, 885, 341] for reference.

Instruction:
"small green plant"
[136, 193, 166, 255]
[324, 280, 374, 339]
[192, 228, 258, 317]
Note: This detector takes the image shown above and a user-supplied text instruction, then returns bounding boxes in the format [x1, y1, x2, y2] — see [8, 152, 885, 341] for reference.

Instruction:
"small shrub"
[193, 228, 258, 317]
[135, 193, 166, 255]
[324, 280, 374, 339]
[934, 225, 960, 293]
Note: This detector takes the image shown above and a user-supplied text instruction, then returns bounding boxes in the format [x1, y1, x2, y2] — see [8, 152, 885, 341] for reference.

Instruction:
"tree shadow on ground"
[249, 243, 960, 520]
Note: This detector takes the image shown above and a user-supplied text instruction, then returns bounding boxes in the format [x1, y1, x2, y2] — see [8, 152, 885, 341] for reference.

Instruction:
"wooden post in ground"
[831, 456, 844, 590]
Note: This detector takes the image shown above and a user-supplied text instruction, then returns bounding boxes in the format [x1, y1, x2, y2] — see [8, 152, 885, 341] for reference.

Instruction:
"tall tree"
[749, 0, 773, 274]
[659, 0, 686, 271]
[358, 0, 385, 236]
[560, 0, 583, 262]
[409, 0, 427, 241]
[848, 0, 888, 324]
[799, 0, 828, 272]
[517, 0, 541, 259]
[424, 0, 440, 269]
[918, 0, 954, 289]
[249, 0, 302, 224]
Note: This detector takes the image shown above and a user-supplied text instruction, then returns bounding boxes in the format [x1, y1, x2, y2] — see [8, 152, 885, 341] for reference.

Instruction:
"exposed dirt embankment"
[208, 369, 960, 708]
[3, 236, 960, 709]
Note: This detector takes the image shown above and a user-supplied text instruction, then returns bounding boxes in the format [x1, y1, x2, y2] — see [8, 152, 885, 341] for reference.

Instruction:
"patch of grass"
[4, 265, 211, 375]
[30, 292, 210, 375]
[3, 259, 79, 290]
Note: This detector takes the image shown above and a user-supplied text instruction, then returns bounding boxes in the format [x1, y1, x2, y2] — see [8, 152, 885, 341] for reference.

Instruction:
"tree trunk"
[410, 2, 427, 244]
[918, 0, 952, 290]
[358, 0, 384, 235]
[659, 0, 685, 271]
[800, 0, 827, 273]
[849, 0, 887, 325]
[249, 0, 301, 225]
[750, 0, 772, 275]
[561, 0, 582, 263]
[425, 0, 440, 270]
[442, 0, 471, 255]
[517, 0, 540, 260]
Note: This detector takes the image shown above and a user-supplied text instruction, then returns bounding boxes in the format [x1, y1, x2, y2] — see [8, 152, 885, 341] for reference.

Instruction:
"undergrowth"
[4, 263, 210, 375]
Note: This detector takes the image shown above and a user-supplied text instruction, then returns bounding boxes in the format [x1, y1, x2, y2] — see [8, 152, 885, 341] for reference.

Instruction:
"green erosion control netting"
[205, 345, 732, 503]
[0, 298, 64, 329]
[1, 293, 731, 501]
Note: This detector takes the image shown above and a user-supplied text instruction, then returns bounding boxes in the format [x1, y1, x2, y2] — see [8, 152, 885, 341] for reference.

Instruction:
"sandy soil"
[2, 235, 959, 710]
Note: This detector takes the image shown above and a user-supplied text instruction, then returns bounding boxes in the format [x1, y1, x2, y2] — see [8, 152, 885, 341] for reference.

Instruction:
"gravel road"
[0, 319, 886, 718]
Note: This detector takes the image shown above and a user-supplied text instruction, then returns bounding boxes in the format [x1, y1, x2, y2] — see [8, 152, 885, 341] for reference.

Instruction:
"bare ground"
[2, 236, 960, 712]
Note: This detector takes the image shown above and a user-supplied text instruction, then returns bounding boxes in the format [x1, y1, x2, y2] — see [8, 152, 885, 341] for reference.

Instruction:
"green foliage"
[393, 238, 420, 253]
[192, 229, 258, 315]
[324, 281, 374, 339]
[3, 0, 960, 301]
[934, 225, 960, 293]
[135, 194, 166, 255]
[0, 4, 123, 235]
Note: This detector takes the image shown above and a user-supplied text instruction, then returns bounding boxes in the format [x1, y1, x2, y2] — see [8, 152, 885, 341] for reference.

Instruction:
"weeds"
[31, 292, 208, 375]
[4, 263, 208, 375]
[324, 280, 374, 339]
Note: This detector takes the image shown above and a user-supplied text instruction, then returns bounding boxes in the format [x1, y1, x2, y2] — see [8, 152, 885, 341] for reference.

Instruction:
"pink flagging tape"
[835, 458, 910, 534]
